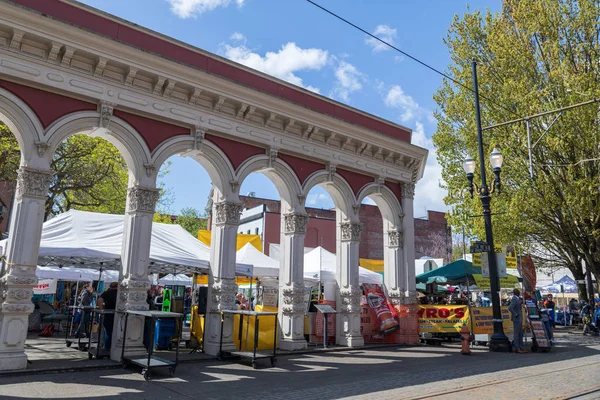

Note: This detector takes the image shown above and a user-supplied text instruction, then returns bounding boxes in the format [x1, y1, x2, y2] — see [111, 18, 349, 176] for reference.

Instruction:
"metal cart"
[121, 310, 184, 381]
[217, 310, 278, 369]
[87, 309, 114, 360]
[65, 305, 94, 351]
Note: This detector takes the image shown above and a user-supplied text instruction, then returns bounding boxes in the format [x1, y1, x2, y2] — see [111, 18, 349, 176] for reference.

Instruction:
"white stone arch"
[301, 170, 358, 221]
[235, 154, 304, 214]
[356, 182, 404, 230]
[151, 135, 237, 201]
[0, 87, 48, 170]
[44, 111, 151, 184]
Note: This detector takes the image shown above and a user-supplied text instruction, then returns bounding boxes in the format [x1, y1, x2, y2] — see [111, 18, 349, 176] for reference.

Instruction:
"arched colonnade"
[0, 0, 427, 370]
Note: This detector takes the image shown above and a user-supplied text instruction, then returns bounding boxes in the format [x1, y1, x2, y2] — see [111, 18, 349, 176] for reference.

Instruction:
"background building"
[231, 194, 451, 261]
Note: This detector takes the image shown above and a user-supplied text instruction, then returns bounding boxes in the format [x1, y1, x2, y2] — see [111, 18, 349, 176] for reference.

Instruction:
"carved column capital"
[283, 213, 309, 235]
[401, 183, 415, 199]
[214, 202, 243, 226]
[340, 222, 362, 242]
[194, 127, 205, 152]
[15, 167, 54, 200]
[127, 186, 160, 214]
[388, 229, 403, 248]
[116, 278, 151, 312]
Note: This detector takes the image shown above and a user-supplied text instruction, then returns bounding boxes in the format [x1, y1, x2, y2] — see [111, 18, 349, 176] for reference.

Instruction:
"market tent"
[0, 210, 253, 276]
[303, 247, 383, 285]
[236, 243, 279, 277]
[158, 273, 192, 287]
[540, 275, 578, 293]
[416, 282, 451, 294]
[36, 266, 120, 283]
[416, 259, 482, 285]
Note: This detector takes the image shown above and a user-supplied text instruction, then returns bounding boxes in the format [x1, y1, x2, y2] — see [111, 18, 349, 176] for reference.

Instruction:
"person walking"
[97, 282, 118, 350]
[581, 301, 592, 335]
[509, 289, 527, 353]
[74, 283, 93, 338]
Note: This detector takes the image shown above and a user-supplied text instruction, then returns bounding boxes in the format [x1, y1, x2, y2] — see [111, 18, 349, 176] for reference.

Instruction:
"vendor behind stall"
[97, 282, 118, 350]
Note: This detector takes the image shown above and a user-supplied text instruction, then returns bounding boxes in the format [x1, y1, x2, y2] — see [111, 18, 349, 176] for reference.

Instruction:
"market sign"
[33, 279, 57, 295]
[472, 274, 519, 289]
[418, 305, 469, 333]
[471, 306, 524, 335]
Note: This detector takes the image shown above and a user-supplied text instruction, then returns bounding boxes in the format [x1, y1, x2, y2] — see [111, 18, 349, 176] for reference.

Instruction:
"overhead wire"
[306, 0, 520, 117]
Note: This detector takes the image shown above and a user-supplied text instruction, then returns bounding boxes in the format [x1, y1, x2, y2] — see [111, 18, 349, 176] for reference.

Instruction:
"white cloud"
[384, 85, 422, 122]
[168, 0, 245, 18]
[365, 25, 397, 52]
[412, 122, 447, 215]
[331, 61, 365, 102]
[230, 32, 246, 43]
[222, 42, 328, 92]
[306, 192, 334, 208]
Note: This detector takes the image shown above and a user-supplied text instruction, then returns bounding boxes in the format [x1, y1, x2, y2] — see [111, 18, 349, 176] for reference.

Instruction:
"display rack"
[65, 305, 94, 351]
[87, 309, 114, 360]
[524, 299, 551, 352]
[121, 310, 183, 380]
[218, 310, 278, 369]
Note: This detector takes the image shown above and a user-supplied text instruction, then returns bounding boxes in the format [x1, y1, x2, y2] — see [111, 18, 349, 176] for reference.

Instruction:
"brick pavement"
[0, 331, 598, 399]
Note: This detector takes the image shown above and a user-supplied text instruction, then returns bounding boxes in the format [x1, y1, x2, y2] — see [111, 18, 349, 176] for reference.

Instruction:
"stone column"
[401, 183, 417, 301]
[0, 167, 53, 371]
[279, 213, 309, 351]
[203, 201, 242, 356]
[336, 221, 364, 347]
[110, 185, 159, 361]
[384, 228, 405, 306]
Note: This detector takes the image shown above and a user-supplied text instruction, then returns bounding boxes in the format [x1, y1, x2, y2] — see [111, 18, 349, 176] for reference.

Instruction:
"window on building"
[255, 228, 259, 235]
[247, 229, 251, 234]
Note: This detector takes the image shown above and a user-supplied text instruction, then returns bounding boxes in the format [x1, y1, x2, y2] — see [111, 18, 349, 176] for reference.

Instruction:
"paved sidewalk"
[0, 331, 598, 399]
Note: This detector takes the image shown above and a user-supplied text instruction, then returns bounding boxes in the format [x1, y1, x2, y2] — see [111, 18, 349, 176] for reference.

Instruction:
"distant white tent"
[158, 273, 193, 287]
[303, 247, 383, 285]
[236, 243, 279, 277]
[35, 266, 119, 283]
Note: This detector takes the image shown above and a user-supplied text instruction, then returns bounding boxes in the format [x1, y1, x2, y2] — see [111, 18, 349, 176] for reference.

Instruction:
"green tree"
[433, 0, 600, 296]
[176, 207, 207, 237]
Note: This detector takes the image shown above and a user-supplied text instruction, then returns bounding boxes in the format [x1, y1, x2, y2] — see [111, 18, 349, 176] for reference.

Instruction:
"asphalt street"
[1, 330, 599, 400]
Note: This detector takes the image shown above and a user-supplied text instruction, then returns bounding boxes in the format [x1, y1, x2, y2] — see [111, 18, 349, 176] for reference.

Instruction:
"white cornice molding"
[0, 3, 428, 182]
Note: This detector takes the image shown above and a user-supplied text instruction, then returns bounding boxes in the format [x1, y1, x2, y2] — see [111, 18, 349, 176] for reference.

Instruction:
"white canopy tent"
[236, 243, 279, 278]
[0, 210, 253, 277]
[303, 247, 383, 285]
[35, 266, 120, 283]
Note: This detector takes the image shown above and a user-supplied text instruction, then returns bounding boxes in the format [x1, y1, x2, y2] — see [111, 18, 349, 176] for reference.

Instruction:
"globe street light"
[466, 60, 511, 352]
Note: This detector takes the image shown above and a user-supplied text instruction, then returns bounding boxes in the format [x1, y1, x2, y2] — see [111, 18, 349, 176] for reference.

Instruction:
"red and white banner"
[33, 279, 57, 295]
[362, 284, 399, 334]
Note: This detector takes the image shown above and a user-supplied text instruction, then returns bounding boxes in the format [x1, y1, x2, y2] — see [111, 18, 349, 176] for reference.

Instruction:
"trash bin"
[154, 319, 176, 350]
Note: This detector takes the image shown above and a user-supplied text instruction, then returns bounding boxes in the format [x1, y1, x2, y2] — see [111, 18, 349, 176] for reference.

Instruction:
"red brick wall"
[239, 196, 451, 260]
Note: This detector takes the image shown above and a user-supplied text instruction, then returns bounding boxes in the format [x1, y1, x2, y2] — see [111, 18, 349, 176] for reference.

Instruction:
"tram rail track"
[406, 359, 600, 400]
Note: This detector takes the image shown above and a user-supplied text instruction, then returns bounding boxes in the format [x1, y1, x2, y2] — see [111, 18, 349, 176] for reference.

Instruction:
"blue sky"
[81, 0, 500, 218]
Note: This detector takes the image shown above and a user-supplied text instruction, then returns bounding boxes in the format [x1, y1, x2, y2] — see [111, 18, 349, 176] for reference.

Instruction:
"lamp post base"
[489, 333, 511, 352]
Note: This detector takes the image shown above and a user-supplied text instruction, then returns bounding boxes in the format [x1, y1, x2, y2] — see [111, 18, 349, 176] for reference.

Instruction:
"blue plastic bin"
[154, 319, 176, 350]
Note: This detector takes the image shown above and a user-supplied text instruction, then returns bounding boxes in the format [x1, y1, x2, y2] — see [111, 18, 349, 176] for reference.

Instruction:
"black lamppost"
[463, 60, 510, 352]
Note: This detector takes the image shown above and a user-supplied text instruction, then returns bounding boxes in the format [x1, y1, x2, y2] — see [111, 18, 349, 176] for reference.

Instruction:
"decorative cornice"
[340, 222, 362, 242]
[99, 101, 114, 129]
[283, 213, 309, 235]
[127, 186, 160, 213]
[214, 201, 243, 226]
[15, 167, 53, 200]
